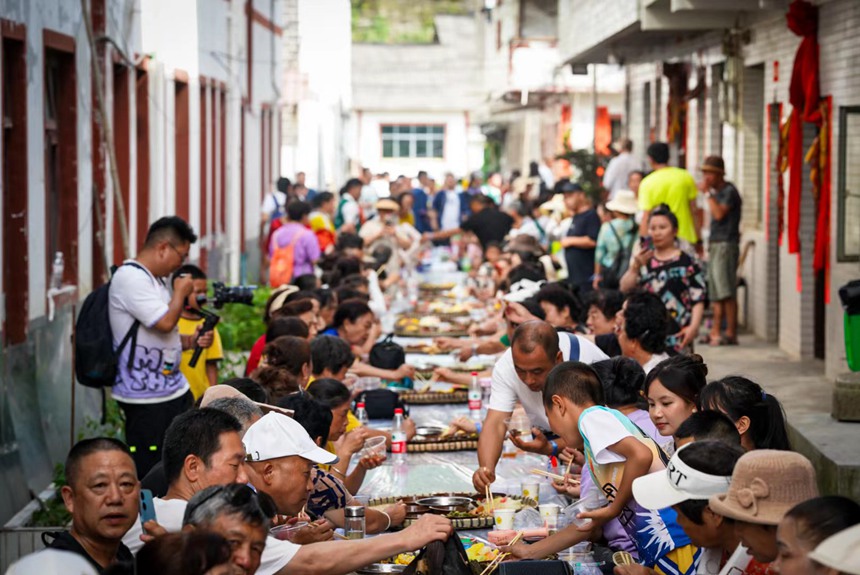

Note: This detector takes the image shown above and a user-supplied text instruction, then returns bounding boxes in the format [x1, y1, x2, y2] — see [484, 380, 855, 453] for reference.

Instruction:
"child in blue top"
[505, 361, 699, 574]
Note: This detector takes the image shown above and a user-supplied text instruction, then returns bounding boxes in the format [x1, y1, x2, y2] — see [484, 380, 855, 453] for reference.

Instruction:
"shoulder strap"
[566, 332, 581, 362]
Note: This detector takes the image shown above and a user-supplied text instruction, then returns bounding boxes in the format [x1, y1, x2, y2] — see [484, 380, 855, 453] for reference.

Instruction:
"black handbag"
[369, 334, 405, 370]
[354, 389, 408, 419]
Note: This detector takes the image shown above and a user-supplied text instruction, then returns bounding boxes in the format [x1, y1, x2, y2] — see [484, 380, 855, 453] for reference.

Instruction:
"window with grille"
[838, 106, 860, 262]
[381, 125, 445, 159]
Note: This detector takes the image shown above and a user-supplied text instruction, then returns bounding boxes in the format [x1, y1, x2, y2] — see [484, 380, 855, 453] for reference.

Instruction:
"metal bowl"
[356, 564, 408, 574]
[416, 496, 473, 511]
[404, 503, 430, 515]
[414, 426, 445, 438]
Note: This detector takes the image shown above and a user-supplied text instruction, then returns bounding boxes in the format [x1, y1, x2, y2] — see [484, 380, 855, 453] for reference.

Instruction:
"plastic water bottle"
[391, 408, 407, 463]
[50, 252, 64, 289]
[469, 372, 482, 420]
[355, 402, 368, 427]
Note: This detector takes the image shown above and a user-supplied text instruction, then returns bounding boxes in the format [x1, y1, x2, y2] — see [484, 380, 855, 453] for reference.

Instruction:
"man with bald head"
[472, 321, 607, 490]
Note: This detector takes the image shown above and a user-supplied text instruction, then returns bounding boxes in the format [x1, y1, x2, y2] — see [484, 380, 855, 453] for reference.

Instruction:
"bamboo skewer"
[333, 532, 348, 540]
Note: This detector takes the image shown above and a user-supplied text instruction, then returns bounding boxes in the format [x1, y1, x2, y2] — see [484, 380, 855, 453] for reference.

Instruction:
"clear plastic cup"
[563, 492, 608, 527]
[504, 415, 533, 442]
[359, 436, 387, 463]
[270, 521, 309, 542]
[355, 377, 381, 392]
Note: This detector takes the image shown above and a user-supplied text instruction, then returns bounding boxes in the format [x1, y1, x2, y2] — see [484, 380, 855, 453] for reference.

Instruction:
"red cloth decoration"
[785, 0, 821, 254]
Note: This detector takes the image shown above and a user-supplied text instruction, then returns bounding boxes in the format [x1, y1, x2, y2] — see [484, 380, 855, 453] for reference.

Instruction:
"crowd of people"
[10, 142, 858, 575]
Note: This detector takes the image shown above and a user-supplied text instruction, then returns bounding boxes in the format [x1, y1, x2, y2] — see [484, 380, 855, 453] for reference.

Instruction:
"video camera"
[188, 282, 256, 368]
[210, 281, 256, 308]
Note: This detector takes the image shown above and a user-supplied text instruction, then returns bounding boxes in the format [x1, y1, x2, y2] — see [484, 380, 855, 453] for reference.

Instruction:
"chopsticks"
[479, 531, 524, 575]
[529, 468, 565, 481]
[333, 531, 348, 540]
[529, 468, 580, 485]
[484, 485, 494, 513]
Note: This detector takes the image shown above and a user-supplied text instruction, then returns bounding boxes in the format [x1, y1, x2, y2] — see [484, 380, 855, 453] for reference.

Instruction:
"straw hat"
[605, 190, 638, 215]
[376, 198, 399, 212]
[807, 524, 860, 575]
[700, 155, 725, 174]
[708, 450, 818, 525]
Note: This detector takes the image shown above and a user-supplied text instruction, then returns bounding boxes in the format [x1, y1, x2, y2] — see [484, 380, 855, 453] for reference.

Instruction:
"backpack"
[369, 334, 405, 370]
[269, 229, 304, 287]
[74, 262, 143, 389]
[601, 221, 636, 289]
[353, 389, 408, 420]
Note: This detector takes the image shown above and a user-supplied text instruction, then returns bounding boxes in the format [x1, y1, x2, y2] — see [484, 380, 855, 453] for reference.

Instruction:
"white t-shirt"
[340, 194, 361, 228]
[641, 352, 670, 375]
[488, 333, 608, 430]
[578, 408, 665, 499]
[123, 497, 299, 575]
[261, 191, 287, 218]
[108, 262, 189, 403]
[440, 190, 461, 231]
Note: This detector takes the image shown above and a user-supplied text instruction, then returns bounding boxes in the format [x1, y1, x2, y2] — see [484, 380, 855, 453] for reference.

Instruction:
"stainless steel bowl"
[415, 496, 473, 511]
[356, 564, 408, 574]
[414, 426, 445, 437]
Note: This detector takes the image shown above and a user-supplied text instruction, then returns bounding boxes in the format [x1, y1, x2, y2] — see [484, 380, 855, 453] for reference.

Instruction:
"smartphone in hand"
[640, 236, 654, 251]
[139, 489, 157, 533]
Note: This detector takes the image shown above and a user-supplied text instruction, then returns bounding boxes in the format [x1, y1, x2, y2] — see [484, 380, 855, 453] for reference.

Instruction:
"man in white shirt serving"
[126, 409, 453, 575]
[472, 321, 608, 490]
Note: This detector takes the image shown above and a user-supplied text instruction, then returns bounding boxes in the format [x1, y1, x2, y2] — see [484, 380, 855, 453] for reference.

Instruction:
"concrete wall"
[355, 110, 481, 180]
[281, 0, 352, 191]
[351, 14, 486, 179]
[0, 0, 282, 523]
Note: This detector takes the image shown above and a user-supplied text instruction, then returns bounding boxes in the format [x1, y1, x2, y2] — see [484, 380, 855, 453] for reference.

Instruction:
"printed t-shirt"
[578, 406, 698, 574]
[708, 182, 742, 243]
[638, 167, 699, 244]
[308, 466, 355, 518]
[109, 261, 190, 403]
[487, 333, 608, 430]
[123, 497, 298, 575]
[177, 316, 224, 400]
[637, 251, 706, 352]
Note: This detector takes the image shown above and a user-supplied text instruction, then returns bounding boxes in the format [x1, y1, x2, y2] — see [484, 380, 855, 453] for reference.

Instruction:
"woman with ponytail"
[700, 376, 791, 451]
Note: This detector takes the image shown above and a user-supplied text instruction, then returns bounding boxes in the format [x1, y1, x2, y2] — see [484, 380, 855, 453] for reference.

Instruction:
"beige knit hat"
[708, 450, 818, 525]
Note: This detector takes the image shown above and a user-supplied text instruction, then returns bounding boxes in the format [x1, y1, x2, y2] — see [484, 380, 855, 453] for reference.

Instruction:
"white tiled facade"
[561, 0, 860, 379]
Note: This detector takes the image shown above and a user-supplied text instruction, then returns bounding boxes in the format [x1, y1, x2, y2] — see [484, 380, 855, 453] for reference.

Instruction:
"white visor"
[633, 443, 732, 510]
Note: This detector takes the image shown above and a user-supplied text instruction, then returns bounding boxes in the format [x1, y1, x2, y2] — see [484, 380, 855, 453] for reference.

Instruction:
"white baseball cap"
[632, 443, 732, 510]
[807, 524, 860, 575]
[243, 412, 338, 465]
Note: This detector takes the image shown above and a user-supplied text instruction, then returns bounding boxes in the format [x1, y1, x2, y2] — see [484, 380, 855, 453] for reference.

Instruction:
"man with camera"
[108, 216, 213, 477]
